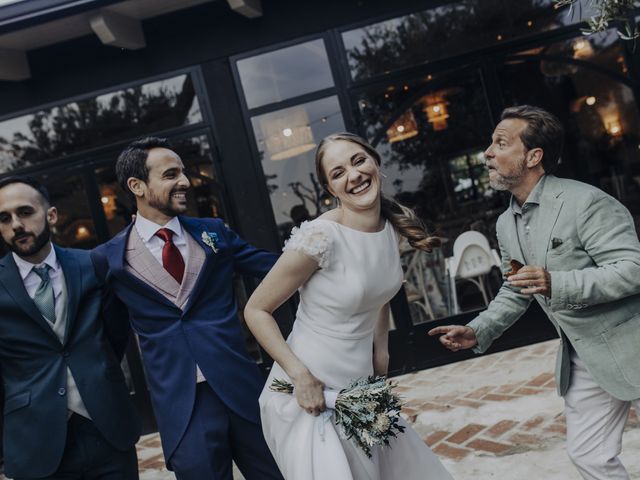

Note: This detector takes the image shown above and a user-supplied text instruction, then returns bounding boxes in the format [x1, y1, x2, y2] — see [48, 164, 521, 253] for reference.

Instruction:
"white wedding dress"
[259, 218, 454, 480]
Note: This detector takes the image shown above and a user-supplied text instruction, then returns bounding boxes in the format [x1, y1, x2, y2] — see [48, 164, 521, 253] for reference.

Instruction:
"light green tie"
[32, 265, 56, 323]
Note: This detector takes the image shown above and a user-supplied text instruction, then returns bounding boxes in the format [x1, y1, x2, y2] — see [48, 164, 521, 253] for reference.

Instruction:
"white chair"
[446, 231, 502, 314]
[402, 248, 436, 322]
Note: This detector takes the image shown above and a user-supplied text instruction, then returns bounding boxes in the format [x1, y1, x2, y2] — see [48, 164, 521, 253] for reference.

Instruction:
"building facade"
[1, 0, 639, 432]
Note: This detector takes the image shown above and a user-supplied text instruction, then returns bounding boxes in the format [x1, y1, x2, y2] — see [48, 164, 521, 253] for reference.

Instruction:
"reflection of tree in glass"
[358, 72, 505, 241]
[288, 173, 324, 217]
[171, 135, 225, 219]
[1, 76, 196, 172]
[345, 0, 561, 81]
[265, 174, 279, 194]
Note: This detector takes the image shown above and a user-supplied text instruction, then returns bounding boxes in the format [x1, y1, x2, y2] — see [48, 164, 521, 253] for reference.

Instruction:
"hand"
[507, 265, 551, 297]
[291, 370, 325, 416]
[428, 325, 477, 352]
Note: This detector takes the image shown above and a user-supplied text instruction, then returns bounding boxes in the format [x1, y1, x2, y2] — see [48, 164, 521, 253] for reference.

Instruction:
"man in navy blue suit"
[91, 137, 282, 480]
[0, 177, 140, 480]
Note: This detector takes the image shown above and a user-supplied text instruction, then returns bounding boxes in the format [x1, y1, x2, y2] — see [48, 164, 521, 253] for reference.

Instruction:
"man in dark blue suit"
[90, 137, 282, 480]
[0, 177, 140, 480]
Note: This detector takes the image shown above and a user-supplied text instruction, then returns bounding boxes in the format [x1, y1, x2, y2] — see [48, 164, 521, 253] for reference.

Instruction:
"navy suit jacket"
[0, 246, 140, 478]
[90, 216, 278, 461]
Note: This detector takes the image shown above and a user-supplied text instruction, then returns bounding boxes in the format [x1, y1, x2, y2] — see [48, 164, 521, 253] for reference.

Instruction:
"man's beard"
[148, 188, 188, 217]
[489, 157, 526, 191]
[6, 223, 51, 257]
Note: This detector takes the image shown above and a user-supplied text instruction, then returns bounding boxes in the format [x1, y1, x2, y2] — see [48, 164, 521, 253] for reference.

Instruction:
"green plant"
[554, 0, 639, 40]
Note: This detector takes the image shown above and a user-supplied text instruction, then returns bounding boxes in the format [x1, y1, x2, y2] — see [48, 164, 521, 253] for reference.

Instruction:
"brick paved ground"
[396, 339, 640, 479]
[3, 339, 639, 479]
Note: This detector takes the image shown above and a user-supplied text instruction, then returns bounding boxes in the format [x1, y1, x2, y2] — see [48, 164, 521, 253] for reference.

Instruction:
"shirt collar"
[510, 175, 547, 215]
[134, 212, 183, 243]
[12, 243, 59, 281]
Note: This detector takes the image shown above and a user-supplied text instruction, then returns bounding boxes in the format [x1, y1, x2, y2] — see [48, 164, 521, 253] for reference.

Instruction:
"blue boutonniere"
[201, 231, 219, 253]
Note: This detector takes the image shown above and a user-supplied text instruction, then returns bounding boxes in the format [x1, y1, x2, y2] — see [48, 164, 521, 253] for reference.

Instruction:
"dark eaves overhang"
[0, 0, 122, 34]
[0, 0, 262, 81]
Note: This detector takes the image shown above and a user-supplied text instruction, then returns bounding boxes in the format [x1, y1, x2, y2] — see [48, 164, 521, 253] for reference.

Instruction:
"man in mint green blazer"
[430, 105, 640, 480]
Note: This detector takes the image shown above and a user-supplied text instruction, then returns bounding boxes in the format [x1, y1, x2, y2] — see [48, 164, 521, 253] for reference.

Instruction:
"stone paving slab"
[3, 339, 639, 479]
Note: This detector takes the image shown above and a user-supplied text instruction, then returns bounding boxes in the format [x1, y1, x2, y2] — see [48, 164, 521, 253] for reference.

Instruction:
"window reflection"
[0, 74, 202, 174]
[38, 170, 98, 249]
[498, 30, 640, 225]
[251, 96, 345, 243]
[360, 69, 503, 323]
[237, 39, 334, 109]
[449, 150, 491, 204]
[95, 135, 225, 238]
[342, 0, 596, 81]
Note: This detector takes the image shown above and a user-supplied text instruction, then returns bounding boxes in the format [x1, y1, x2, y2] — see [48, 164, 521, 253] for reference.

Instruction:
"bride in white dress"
[244, 133, 454, 480]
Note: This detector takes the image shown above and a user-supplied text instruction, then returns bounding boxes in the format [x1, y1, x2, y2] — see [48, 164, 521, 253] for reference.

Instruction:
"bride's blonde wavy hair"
[315, 132, 440, 252]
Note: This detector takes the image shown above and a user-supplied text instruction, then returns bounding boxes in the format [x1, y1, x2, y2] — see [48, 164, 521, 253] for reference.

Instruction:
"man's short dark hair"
[501, 105, 564, 174]
[115, 137, 172, 200]
[0, 175, 50, 205]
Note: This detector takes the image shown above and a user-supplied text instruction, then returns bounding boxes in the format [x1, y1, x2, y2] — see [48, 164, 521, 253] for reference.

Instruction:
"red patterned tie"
[155, 228, 185, 283]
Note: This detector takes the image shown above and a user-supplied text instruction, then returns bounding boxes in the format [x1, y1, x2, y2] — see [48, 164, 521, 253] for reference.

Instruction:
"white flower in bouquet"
[270, 376, 406, 458]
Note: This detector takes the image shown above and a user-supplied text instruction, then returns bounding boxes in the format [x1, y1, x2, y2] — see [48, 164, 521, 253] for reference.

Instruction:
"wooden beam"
[227, 0, 262, 19]
[0, 49, 30, 81]
[90, 9, 146, 50]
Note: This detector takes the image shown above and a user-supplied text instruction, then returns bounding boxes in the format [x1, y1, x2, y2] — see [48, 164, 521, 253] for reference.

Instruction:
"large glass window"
[250, 97, 345, 241]
[38, 168, 99, 249]
[357, 68, 503, 323]
[236, 38, 346, 244]
[342, 0, 597, 81]
[0, 73, 202, 174]
[497, 30, 640, 225]
[237, 39, 334, 109]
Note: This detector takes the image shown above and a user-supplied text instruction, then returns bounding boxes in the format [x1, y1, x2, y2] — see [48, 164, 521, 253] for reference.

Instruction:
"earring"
[380, 172, 388, 178]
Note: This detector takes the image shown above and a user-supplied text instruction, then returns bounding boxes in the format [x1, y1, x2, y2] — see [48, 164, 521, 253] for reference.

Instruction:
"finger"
[428, 326, 453, 336]
[440, 337, 461, 350]
[516, 265, 540, 273]
[508, 272, 536, 283]
[519, 286, 539, 295]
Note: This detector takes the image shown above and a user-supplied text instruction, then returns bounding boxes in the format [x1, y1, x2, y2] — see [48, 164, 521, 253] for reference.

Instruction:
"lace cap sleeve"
[283, 220, 332, 268]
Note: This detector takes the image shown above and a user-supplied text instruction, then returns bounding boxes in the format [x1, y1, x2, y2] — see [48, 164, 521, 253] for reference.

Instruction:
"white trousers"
[564, 352, 640, 480]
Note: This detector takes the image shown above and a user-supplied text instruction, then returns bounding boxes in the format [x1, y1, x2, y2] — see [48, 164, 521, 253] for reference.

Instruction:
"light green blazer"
[468, 175, 640, 400]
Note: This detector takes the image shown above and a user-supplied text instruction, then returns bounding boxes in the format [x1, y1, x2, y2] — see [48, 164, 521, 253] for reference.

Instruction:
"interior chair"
[446, 231, 502, 314]
[400, 245, 436, 322]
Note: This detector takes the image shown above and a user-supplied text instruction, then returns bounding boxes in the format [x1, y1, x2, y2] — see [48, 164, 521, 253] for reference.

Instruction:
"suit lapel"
[536, 176, 564, 268]
[126, 227, 180, 299]
[56, 247, 81, 345]
[503, 212, 526, 265]
[0, 254, 59, 341]
[180, 217, 218, 314]
[176, 230, 205, 308]
[106, 225, 179, 310]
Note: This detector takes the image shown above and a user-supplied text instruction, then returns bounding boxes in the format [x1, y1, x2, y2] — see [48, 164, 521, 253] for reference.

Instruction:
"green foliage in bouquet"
[554, 0, 640, 40]
[332, 376, 406, 458]
[270, 376, 406, 458]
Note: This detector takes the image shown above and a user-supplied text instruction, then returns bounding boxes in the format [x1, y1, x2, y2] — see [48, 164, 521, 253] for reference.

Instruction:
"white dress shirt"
[134, 213, 189, 266]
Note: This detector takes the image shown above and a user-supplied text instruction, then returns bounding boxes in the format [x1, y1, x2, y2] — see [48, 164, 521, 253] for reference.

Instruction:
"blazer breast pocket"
[547, 238, 574, 257]
[4, 391, 30, 415]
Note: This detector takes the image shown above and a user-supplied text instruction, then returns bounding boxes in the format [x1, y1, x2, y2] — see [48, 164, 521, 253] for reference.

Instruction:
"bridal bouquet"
[270, 376, 406, 458]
